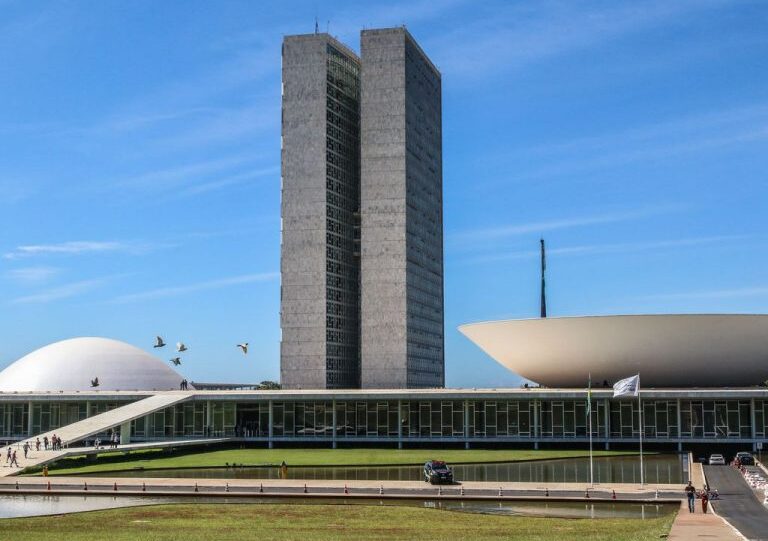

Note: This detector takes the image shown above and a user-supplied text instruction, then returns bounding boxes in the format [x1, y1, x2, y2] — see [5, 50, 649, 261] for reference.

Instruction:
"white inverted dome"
[0, 337, 186, 392]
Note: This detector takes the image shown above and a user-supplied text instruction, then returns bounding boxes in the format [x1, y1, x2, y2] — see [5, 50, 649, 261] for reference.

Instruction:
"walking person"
[700, 489, 709, 514]
[43, 436, 49, 450]
[685, 481, 696, 512]
[35, 437, 40, 452]
[5, 446, 11, 465]
[10, 450, 19, 468]
[23, 441, 29, 459]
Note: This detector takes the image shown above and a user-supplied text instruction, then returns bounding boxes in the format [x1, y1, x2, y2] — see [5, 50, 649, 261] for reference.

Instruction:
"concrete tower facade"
[359, 28, 444, 388]
[280, 34, 361, 389]
[280, 28, 443, 389]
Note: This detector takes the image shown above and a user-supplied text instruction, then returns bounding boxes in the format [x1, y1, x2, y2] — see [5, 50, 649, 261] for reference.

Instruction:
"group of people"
[43, 434, 63, 451]
[89, 432, 120, 449]
[4, 446, 20, 467]
[685, 481, 718, 513]
[179, 379, 190, 390]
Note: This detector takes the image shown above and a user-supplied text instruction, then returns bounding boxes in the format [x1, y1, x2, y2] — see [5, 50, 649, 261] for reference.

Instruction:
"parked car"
[708, 454, 726, 465]
[735, 452, 755, 466]
[424, 460, 454, 484]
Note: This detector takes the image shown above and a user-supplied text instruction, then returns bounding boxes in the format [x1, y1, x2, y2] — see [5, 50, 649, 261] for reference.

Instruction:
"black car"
[735, 452, 755, 466]
[424, 460, 454, 484]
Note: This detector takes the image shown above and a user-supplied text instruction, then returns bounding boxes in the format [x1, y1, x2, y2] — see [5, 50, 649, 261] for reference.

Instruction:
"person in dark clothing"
[685, 481, 696, 513]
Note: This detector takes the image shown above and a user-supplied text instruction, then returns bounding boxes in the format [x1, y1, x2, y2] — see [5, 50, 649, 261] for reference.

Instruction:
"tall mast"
[540, 238, 547, 318]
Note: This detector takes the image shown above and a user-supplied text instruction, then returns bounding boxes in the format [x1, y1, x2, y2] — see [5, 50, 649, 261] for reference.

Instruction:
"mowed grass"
[40, 448, 642, 475]
[0, 503, 676, 541]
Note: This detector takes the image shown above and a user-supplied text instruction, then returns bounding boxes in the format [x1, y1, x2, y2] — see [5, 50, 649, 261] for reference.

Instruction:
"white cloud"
[9, 277, 110, 304]
[113, 272, 279, 303]
[5, 266, 59, 284]
[459, 235, 749, 265]
[450, 204, 683, 245]
[642, 286, 768, 301]
[3, 240, 172, 260]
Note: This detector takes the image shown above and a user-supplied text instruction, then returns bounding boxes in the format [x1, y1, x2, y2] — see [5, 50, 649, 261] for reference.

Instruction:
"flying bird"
[90, 377, 99, 388]
[176, 342, 188, 353]
[237, 343, 248, 355]
[169, 357, 182, 366]
[154, 336, 166, 348]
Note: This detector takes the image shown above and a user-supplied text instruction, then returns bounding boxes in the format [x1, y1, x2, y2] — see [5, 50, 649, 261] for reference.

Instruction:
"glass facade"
[2, 394, 767, 445]
[324, 44, 361, 389]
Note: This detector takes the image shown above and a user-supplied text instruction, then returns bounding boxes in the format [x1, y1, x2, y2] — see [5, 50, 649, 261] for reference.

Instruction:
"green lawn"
[0, 503, 676, 541]
[39, 448, 642, 476]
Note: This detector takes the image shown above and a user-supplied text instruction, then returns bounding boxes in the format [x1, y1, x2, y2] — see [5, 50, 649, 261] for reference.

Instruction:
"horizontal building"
[2, 336, 767, 452]
[2, 388, 768, 451]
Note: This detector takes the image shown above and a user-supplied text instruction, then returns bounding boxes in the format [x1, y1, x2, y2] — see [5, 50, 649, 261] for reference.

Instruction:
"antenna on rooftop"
[540, 238, 547, 318]
[314, 17, 319, 34]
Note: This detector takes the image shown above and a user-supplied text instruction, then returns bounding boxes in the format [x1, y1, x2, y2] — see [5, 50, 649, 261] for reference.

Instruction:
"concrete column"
[206, 400, 212, 437]
[464, 399, 470, 450]
[751, 398, 757, 451]
[604, 399, 611, 450]
[533, 400, 539, 450]
[120, 421, 131, 445]
[27, 401, 34, 437]
[332, 399, 337, 449]
[85, 401, 91, 419]
[676, 398, 683, 452]
[397, 400, 403, 450]
[268, 400, 274, 449]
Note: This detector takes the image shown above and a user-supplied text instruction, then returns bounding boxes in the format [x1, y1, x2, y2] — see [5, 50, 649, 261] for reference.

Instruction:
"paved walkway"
[668, 500, 743, 541]
[705, 465, 768, 541]
[0, 392, 194, 477]
[0, 476, 687, 507]
[0, 437, 228, 478]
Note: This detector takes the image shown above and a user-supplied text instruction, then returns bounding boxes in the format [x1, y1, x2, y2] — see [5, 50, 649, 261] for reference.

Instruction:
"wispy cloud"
[450, 204, 682, 245]
[642, 286, 768, 301]
[178, 166, 279, 197]
[113, 155, 257, 190]
[459, 235, 749, 265]
[9, 277, 111, 305]
[476, 101, 768, 185]
[5, 266, 59, 284]
[112, 272, 279, 303]
[429, 0, 734, 77]
[3, 240, 171, 260]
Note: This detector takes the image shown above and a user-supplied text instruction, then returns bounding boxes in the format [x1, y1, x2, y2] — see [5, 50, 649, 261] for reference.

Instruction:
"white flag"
[613, 375, 639, 398]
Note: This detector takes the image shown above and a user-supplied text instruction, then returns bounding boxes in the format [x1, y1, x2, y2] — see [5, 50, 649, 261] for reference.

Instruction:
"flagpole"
[638, 373, 644, 486]
[588, 373, 594, 486]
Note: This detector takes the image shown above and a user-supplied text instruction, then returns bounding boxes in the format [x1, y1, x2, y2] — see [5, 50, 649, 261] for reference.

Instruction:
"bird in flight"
[176, 342, 188, 353]
[154, 336, 166, 348]
[169, 357, 182, 366]
[90, 377, 99, 388]
[237, 343, 248, 355]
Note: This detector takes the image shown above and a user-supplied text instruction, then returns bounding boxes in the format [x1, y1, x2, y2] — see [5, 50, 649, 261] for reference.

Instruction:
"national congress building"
[280, 28, 444, 390]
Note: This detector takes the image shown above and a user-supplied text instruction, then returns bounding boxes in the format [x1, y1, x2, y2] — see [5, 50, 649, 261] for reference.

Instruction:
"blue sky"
[1, 0, 766, 387]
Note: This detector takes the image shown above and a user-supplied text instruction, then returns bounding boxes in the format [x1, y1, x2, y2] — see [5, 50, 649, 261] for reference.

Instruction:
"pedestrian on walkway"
[35, 437, 40, 452]
[10, 450, 19, 468]
[685, 481, 696, 512]
[23, 441, 29, 459]
[43, 436, 49, 450]
[700, 489, 709, 514]
[5, 446, 11, 465]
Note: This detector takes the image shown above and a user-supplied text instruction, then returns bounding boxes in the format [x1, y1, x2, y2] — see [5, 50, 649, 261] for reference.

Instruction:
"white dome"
[0, 337, 186, 392]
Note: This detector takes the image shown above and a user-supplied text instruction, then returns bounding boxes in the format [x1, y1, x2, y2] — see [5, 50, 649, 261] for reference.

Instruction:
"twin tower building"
[280, 27, 444, 389]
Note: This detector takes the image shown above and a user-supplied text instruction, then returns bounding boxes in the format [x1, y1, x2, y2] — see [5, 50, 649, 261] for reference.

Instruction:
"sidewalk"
[668, 500, 743, 541]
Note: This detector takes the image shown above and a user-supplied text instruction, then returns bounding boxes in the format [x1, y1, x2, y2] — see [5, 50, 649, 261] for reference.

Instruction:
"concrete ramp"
[1, 392, 194, 477]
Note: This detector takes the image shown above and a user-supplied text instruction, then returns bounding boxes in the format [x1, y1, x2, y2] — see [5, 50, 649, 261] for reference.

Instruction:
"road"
[704, 465, 768, 541]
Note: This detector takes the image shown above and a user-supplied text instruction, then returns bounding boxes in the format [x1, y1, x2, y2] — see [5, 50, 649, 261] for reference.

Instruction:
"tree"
[257, 380, 281, 390]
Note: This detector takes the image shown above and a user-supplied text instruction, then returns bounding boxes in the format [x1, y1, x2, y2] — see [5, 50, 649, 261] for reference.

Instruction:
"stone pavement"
[0, 437, 230, 478]
[668, 500, 743, 541]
